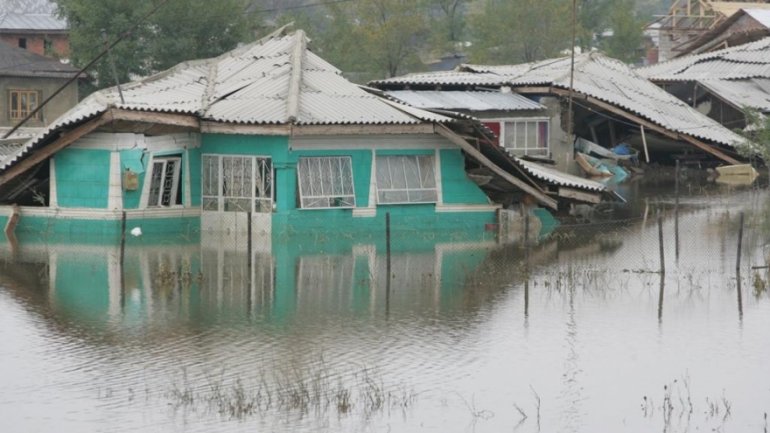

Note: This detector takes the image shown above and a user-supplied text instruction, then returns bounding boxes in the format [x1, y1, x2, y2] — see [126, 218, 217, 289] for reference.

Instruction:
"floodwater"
[1, 172, 769, 433]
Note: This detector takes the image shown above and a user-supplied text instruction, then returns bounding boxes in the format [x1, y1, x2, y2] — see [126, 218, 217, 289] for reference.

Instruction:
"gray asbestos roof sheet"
[699, 78, 770, 111]
[373, 52, 744, 147]
[0, 13, 66, 31]
[637, 37, 770, 81]
[384, 90, 544, 111]
[1, 30, 455, 171]
[514, 157, 606, 192]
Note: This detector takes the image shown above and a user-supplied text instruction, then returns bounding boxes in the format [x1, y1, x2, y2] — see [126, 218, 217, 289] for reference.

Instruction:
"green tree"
[736, 108, 770, 176]
[280, 0, 428, 81]
[467, 0, 574, 64]
[54, 0, 260, 92]
[602, 0, 644, 64]
[424, 0, 470, 52]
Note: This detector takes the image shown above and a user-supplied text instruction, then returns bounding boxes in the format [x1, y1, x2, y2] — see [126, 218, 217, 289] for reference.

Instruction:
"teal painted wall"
[5, 214, 199, 241]
[440, 149, 490, 205]
[187, 148, 202, 206]
[55, 148, 111, 208]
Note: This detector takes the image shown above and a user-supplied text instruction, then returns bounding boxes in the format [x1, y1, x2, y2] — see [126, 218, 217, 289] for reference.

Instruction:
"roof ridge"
[286, 30, 306, 124]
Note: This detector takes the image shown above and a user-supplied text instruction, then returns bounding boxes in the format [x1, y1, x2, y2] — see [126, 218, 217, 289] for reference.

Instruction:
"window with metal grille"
[499, 118, 550, 157]
[147, 157, 181, 207]
[8, 89, 41, 120]
[201, 154, 273, 213]
[297, 156, 355, 209]
[375, 155, 437, 204]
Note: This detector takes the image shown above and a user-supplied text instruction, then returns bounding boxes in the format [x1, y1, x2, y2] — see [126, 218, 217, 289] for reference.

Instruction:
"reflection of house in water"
[0, 234, 502, 329]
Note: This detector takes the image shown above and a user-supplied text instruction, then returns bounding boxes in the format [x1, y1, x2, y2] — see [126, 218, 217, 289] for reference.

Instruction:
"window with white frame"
[148, 156, 182, 207]
[499, 118, 550, 157]
[201, 154, 273, 213]
[375, 155, 437, 204]
[297, 156, 355, 209]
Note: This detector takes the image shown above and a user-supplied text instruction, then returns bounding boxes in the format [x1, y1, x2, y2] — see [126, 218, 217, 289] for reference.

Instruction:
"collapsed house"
[370, 51, 747, 167]
[638, 37, 770, 131]
[0, 28, 613, 242]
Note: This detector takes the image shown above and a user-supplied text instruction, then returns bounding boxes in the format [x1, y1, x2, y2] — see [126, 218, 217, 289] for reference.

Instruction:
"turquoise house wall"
[201, 133, 497, 242]
[439, 149, 490, 204]
[55, 148, 111, 208]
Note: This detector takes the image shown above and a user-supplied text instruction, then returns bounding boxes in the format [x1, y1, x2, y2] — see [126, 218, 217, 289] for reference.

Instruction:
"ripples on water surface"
[1, 178, 770, 433]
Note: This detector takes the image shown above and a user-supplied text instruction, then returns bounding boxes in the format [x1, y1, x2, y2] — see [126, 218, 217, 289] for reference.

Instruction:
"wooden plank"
[640, 124, 651, 163]
[434, 124, 558, 210]
[558, 187, 601, 204]
[0, 112, 113, 187]
[200, 122, 290, 135]
[110, 108, 199, 128]
[292, 124, 435, 136]
[4, 204, 20, 237]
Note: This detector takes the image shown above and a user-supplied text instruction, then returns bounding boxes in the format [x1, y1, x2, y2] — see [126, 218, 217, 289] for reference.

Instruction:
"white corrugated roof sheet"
[637, 37, 770, 81]
[514, 157, 606, 192]
[2, 30, 455, 171]
[375, 52, 744, 147]
[384, 90, 545, 111]
[699, 78, 770, 111]
[474, 55, 745, 146]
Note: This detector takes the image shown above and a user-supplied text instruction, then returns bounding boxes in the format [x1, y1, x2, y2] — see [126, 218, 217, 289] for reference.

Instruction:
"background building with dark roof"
[0, 42, 81, 129]
[0, 0, 69, 59]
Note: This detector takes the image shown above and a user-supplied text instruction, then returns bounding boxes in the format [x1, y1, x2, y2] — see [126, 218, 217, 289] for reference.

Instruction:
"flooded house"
[638, 37, 770, 131]
[0, 28, 605, 244]
[370, 51, 747, 169]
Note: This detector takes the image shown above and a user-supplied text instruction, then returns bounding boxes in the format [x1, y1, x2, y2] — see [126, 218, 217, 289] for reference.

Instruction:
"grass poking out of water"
[165, 364, 416, 420]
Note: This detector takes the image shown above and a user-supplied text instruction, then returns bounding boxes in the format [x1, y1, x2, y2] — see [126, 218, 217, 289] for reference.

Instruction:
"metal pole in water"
[658, 214, 665, 274]
[736, 212, 744, 273]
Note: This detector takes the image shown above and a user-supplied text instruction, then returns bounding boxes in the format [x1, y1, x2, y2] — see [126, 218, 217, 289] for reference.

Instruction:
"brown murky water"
[1, 173, 769, 433]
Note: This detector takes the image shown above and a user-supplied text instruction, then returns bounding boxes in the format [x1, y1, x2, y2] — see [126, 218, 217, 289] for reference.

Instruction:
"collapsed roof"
[371, 52, 747, 163]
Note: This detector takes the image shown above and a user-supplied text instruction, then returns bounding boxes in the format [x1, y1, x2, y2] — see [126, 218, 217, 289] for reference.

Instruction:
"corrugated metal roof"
[384, 90, 545, 111]
[372, 53, 746, 147]
[467, 54, 745, 147]
[637, 37, 770, 81]
[370, 70, 504, 87]
[0, 13, 66, 31]
[710, 1, 770, 17]
[699, 78, 770, 111]
[1, 30, 459, 172]
[514, 157, 606, 192]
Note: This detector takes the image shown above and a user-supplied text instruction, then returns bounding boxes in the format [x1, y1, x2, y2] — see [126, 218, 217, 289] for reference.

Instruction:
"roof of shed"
[373, 52, 745, 148]
[383, 90, 545, 111]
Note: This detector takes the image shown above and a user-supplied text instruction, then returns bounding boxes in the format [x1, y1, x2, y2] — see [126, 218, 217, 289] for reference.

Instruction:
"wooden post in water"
[385, 212, 391, 315]
[658, 214, 665, 274]
[736, 212, 744, 273]
[658, 273, 665, 322]
[674, 160, 680, 261]
[119, 211, 127, 306]
[247, 211, 252, 315]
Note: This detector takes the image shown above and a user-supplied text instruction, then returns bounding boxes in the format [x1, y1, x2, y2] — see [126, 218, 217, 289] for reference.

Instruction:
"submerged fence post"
[119, 210, 127, 306]
[658, 214, 665, 274]
[736, 212, 745, 273]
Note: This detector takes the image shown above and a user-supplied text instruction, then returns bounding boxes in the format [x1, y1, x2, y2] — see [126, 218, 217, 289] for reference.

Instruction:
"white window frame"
[494, 117, 550, 157]
[297, 156, 356, 209]
[147, 156, 182, 207]
[201, 154, 273, 213]
[375, 154, 438, 205]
